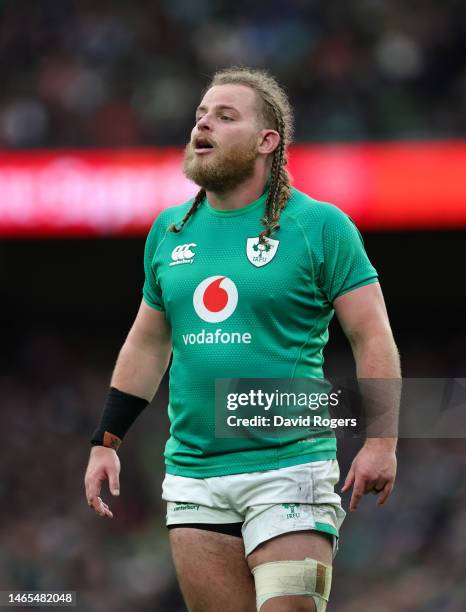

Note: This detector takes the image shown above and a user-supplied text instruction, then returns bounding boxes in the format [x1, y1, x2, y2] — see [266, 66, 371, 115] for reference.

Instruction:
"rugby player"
[85, 68, 400, 611]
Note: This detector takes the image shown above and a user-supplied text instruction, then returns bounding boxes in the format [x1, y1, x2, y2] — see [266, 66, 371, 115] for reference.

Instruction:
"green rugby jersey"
[143, 186, 378, 477]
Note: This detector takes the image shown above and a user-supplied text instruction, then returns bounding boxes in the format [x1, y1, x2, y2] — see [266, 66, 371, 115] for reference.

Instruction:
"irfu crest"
[246, 237, 280, 267]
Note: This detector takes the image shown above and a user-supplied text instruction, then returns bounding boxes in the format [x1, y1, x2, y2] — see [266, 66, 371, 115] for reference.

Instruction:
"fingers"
[349, 476, 365, 512]
[85, 474, 117, 518]
[88, 496, 113, 519]
[85, 470, 116, 518]
[107, 469, 120, 497]
[376, 481, 393, 507]
[341, 466, 355, 493]
[343, 474, 394, 511]
[85, 450, 121, 519]
[85, 473, 102, 507]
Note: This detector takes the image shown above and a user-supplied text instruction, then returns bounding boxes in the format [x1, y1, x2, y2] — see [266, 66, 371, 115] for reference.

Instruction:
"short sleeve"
[143, 217, 165, 311]
[320, 207, 378, 303]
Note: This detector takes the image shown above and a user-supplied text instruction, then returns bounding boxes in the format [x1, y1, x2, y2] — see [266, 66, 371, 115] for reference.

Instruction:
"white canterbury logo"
[170, 243, 197, 266]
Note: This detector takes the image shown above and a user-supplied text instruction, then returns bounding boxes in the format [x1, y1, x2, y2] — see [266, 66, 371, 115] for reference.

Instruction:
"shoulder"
[151, 199, 196, 231]
[283, 187, 354, 230]
[144, 198, 195, 255]
[146, 198, 195, 238]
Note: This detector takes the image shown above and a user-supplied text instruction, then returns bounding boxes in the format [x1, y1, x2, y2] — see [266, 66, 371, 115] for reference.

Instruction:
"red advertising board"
[0, 142, 465, 236]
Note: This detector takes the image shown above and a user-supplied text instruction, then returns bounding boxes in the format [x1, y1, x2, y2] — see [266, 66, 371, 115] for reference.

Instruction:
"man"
[85, 68, 400, 612]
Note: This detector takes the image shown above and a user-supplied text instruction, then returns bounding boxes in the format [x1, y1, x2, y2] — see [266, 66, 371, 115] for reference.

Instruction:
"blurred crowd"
[0, 330, 184, 612]
[0, 0, 465, 148]
[1, 328, 465, 611]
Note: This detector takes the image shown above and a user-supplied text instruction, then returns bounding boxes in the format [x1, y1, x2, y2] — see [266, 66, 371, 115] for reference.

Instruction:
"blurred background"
[1, 1, 466, 611]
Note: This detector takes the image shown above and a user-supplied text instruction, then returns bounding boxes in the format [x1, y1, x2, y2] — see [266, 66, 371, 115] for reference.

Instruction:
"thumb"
[341, 466, 355, 492]
[107, 469, 120, 496]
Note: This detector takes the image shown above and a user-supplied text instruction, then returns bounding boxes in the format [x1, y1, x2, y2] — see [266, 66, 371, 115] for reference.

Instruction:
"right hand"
[84, 446, 121, 519]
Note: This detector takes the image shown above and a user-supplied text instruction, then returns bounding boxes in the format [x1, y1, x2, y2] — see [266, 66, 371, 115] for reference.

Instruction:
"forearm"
[111, 335, 171, 402]
[351, 331, 401, 450]
[352, 330, 400, 379]
[335, 285, 399, 507]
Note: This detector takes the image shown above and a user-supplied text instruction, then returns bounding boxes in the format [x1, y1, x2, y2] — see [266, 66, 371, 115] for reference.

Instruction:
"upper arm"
[126, 299, 172, 355]
[333, 282, 393, 346]
[111, 299, 172, 399]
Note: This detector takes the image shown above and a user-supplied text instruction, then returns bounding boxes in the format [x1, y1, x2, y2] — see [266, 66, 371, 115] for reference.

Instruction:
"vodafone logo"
[186, 276, 251, 344]
[193, 276, 238, 323]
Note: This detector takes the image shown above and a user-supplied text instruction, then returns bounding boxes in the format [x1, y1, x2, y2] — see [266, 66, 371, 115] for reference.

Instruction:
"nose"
[197, 113, 212, 131]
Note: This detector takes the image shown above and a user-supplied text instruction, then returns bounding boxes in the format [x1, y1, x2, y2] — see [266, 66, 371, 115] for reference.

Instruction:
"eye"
[220, 115, 233, 121]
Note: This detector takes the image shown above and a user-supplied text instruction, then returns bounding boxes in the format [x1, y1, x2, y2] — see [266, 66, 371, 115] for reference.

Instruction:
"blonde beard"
[183, 136, 259, 193]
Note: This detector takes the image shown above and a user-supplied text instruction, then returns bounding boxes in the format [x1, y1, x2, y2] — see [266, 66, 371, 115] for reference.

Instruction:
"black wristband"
[91, 387, 149, 451]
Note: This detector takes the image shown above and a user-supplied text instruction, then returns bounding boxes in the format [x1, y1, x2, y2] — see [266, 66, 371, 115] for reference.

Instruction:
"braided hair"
[170, 67, 294, 241]
[169, 187, 205, 234]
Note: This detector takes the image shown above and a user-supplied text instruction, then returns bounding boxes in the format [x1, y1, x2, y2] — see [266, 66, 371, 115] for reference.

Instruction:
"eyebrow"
[196, 104, 240, 115]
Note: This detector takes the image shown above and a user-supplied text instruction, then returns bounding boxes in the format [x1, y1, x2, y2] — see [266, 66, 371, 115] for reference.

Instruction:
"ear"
[257, 129, 280, 156]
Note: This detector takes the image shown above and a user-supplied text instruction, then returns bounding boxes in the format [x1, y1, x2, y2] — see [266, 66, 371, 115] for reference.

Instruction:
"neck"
[205, 166, 269, 211]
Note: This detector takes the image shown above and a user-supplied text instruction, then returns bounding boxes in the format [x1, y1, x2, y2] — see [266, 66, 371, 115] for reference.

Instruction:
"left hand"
[341, 439, 397, 511]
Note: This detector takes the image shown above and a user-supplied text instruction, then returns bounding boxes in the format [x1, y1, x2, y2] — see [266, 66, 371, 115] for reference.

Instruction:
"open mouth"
[194, 137, 215, 153]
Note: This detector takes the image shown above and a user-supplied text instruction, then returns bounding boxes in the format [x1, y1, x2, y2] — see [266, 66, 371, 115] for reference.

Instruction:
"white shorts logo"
[193, 276, 238, 323]
[170, 243, 197, 266]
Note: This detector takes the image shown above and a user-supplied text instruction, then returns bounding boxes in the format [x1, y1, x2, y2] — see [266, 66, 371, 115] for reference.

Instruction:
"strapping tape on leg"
[252, 557, 332, 611]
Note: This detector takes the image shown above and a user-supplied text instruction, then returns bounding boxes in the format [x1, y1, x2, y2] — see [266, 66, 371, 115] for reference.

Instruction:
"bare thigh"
[169, 528, 256, 612]
[247, 530, 333, 612]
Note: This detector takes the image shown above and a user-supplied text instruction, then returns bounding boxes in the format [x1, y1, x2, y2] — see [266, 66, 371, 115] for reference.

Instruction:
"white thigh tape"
[252, 557, 332, 611]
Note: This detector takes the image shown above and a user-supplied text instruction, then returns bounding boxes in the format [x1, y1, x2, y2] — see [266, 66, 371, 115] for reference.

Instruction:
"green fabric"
[314, 522, 339, 537]
[143, 187, 378, 477]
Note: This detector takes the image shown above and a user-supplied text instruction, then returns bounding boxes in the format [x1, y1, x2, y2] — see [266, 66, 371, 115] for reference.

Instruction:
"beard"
[183, 135, 259, 193]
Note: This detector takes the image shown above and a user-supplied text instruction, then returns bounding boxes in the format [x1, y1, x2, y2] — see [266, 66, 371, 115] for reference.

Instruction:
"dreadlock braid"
[169, 188, 206, 233]
[258, 100, 292, 244]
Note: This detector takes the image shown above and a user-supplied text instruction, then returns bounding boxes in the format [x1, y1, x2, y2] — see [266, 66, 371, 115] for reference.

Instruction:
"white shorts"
[163, 460, 346, 556]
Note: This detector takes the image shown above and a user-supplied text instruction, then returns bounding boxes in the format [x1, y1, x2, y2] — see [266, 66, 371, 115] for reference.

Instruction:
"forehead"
[198, 84, 258, 116]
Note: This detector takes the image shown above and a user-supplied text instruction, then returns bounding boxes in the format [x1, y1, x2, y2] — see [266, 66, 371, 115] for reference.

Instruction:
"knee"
[260, 595, 317, 611]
